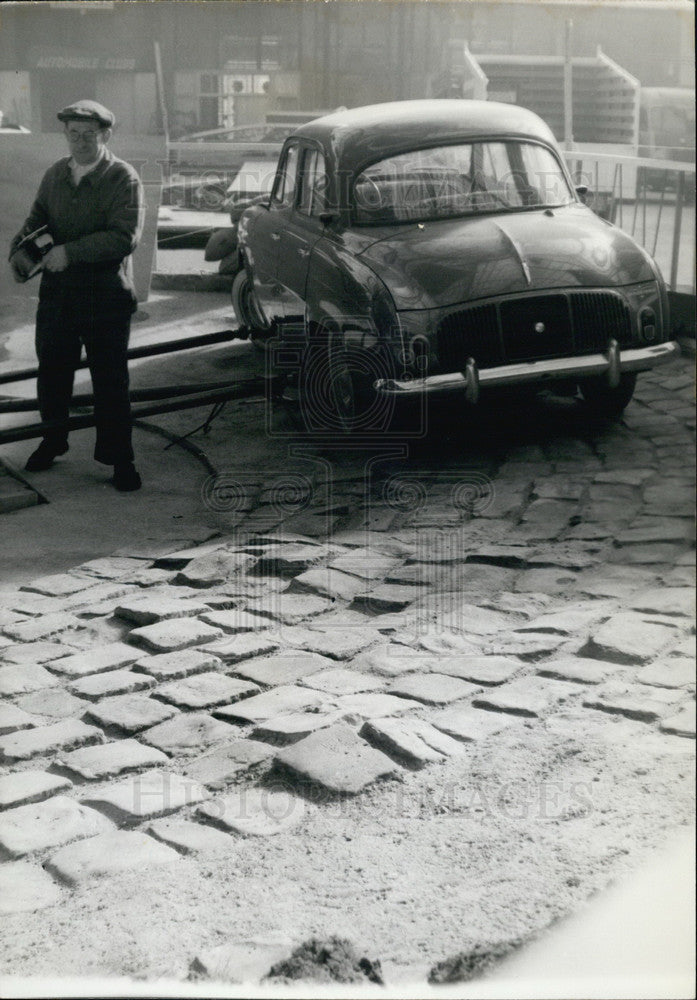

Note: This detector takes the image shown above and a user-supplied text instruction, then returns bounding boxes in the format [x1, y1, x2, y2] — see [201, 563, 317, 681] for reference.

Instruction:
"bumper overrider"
[373, 338, 679, 403]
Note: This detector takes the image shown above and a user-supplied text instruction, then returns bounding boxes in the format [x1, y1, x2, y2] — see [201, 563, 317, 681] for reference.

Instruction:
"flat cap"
[57, 100, 115, 129]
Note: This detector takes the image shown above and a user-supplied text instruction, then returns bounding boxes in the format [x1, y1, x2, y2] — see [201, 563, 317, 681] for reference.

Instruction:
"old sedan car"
[232, 100, 678, 433]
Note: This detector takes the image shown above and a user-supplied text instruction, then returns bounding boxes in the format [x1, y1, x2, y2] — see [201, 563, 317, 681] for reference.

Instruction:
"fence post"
[669, 171, 685, 292]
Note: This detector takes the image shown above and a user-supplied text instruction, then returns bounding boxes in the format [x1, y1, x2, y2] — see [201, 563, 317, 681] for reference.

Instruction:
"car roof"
[293, 100, 559, 173]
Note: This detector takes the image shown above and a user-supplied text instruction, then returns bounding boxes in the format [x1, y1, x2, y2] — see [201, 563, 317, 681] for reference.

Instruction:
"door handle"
[271, 232, 281, 242]
[298, 248, 309, 258]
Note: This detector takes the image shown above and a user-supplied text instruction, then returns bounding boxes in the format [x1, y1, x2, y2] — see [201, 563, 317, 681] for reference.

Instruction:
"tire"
[231, 269, 269, 334]
[578, 372, 637, 418]
[298, 330, 397, 435]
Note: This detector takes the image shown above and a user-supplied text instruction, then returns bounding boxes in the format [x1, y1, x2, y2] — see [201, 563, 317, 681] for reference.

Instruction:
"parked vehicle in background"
[233, 100, 678, 433]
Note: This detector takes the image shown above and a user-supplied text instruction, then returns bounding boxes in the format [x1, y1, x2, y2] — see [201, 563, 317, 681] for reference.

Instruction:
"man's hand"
[43, 245, 68, 272]
[10, 256, 28, 283]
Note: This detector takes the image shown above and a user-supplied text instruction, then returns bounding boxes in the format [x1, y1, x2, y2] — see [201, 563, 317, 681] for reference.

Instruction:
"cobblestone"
[0, 861, 62, 912]
[58, 738, 169, 779]
[515, 605, 606, 636]
[637, 659, 695, 689]
[146, 817, 234, 853]
[46, 830, 180, 885]
[255, 543, 337, 576]
[536, 657, 610, 684]
[20, 573, 95, 598]
[252, 706, 346, 745]
[15, 689, 88, 719]
[215, 685, 328, 724]
[115, 594, 211, 625]
[387, 673, 479, 706]
[198, 633, 280, 665]
[198, 787, 308, 835]
[328, 549, 402, 581]
[2, 612, 82, 644]
[354, 583, 422, 613]
[86, 695, 178, 734]
[275, 723, 398, 794]
[362, 717, 465, 767]
[0, 641, 74, 666]
[0, 718, 104, 761]
[300, 667, 386, 697]
[154, 672, 261, 709]
[285, 625, 378, 661]
[198, 608, 271, 633]
[47, 642, 142, 678]
[232, 651, 334, 688]
[429, 655, 521, 686]
[69, 669, 157, 701]
[293, 566, 369, 602]
[583, 684, 686, 722]
[183, 740, 276, 788]
[473, 678, 581, 717]
[82, 770, 209, 824]
[580, 613, 679, 665]
[74, 556, 149, 579]
[331, 692, 422, 719]
[0, 771, 72, 811]
[176, 550, 256, 588]
[244, 592, 334, 625]
[629, 587, 696, 618]
[140, 712, 236, 755]
[0, 704, 44, 736]
[128, 618, 223, 652]
[428, 705, 519, 742]
[659, 704, 696, 739]
[0, 795, 113, 857]
[132, 648, 223, 680]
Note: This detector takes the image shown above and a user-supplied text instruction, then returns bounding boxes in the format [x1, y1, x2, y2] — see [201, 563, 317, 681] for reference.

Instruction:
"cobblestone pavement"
[0, 354, 695, 986]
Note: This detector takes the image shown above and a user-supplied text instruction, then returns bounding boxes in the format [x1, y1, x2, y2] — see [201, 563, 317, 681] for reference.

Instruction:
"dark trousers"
[35, 296, 134, 465]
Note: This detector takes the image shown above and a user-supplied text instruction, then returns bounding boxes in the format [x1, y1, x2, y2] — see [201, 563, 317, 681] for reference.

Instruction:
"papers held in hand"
[10, 226, 54, 281]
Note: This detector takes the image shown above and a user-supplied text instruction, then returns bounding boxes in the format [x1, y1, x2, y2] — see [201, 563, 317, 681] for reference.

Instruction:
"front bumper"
[374, 339, 680, 401]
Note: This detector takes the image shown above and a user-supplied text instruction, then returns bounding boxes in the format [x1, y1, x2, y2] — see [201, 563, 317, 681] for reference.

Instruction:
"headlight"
[623, 281, 664, 343]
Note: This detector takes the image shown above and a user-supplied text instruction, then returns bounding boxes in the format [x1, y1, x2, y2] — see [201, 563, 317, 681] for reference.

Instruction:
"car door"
[276, 144, 329, 325]
[248, 141, 300, 326]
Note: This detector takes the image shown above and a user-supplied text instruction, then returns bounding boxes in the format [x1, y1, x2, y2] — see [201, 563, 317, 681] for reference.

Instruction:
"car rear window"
[352, 141, 573, 224]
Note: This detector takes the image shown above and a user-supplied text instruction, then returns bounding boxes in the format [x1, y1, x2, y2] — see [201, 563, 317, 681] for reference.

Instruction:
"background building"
[0, 0, 694, 136]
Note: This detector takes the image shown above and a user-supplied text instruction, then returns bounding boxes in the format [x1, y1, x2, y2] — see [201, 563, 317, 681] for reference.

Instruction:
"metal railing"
[566, 147, 696, 294]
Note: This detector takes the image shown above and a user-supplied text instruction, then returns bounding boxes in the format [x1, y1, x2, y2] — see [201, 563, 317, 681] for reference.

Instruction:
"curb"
[151, 273, 233, 293]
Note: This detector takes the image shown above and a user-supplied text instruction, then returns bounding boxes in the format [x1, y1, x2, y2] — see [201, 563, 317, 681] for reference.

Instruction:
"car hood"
[352, 204, 655, 311]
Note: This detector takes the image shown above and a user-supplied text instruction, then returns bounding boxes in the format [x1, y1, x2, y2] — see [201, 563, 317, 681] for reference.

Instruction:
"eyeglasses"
[66, 128, 102, 141]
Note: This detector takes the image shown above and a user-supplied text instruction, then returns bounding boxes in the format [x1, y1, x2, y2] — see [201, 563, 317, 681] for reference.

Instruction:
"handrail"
[569, 146, 696, 173]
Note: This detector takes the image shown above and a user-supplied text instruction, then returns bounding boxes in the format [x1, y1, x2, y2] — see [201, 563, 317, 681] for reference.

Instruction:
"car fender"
[304, 233, 405, 369]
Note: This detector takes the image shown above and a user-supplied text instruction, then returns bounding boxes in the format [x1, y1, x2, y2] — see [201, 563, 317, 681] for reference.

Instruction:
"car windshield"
[352, 141, 574, 224]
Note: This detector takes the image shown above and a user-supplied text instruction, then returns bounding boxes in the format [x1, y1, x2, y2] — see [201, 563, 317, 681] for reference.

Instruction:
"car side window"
[272, 143, 300, 207]
[298, 147, 328, 217]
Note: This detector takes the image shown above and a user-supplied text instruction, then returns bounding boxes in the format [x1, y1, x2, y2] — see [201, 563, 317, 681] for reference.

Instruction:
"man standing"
[9, 100, 145, 491]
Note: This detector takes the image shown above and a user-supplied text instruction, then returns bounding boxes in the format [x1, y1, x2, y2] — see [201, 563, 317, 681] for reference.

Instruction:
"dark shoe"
[112, 462, 142, 492]
[25, 439, 68, 472]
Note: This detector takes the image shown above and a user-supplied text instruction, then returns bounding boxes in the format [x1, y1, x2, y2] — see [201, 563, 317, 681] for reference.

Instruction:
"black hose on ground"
[0, 376, 283, 446]
[0, 328, 248, 386]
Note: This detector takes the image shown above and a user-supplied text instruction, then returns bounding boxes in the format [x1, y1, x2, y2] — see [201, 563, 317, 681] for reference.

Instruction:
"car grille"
[436, 291, 634, 371]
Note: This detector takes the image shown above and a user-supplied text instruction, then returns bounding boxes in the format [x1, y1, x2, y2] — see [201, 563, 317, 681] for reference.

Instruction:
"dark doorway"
[39, 72, 97, 131]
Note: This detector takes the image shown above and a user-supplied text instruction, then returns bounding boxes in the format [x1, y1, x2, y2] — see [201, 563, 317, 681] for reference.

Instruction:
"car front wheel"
[578, 372, 637, 418]
[298, 331, 397, 435]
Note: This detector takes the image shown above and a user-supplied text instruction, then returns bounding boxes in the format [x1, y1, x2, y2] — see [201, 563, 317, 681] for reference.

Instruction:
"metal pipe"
[0, 377, 280, 447]
[0, 328, 244, 386]
[0, 379, 252, 413]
